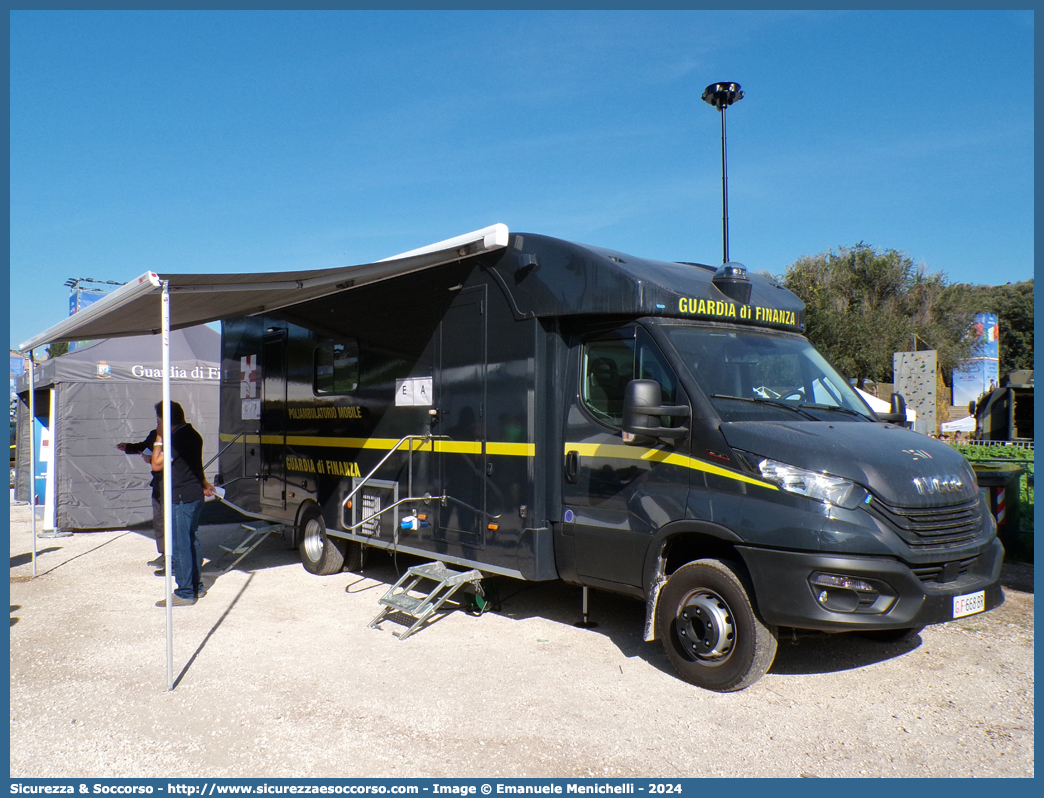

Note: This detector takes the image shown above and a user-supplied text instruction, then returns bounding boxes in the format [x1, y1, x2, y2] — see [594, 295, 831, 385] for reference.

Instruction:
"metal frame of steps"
[217, 521, 285, 573]
[369, 560, 484, 640]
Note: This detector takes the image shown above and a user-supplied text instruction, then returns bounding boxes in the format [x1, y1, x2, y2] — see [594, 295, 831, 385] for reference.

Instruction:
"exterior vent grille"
[910, 556, 980, 583]
[868, 497, 982, 548]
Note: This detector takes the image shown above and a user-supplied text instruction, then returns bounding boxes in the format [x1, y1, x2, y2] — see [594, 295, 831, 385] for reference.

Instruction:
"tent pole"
[27, 353, 37, 579]
[161, 282, 174, 690]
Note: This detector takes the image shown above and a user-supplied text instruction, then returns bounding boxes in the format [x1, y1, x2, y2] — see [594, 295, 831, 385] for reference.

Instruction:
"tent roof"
[55, 324, 218, 363]
[855, 388, 891, 413]
[19, 224, 509, 352]
[17, 325, 219, 390]
[855, 387, 917, 422]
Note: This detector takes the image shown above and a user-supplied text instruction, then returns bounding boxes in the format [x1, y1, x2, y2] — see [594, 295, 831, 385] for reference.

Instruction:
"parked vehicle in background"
[970, 370, 1034, 443]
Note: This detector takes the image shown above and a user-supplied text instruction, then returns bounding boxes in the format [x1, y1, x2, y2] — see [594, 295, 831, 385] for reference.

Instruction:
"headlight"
[757, 457, 863, 509]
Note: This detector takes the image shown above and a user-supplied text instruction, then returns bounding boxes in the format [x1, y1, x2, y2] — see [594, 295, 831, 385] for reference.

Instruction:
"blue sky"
[9, 9, 1035, 351]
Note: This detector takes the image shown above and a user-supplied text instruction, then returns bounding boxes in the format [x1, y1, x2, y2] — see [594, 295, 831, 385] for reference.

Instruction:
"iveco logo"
[913, 476, 965, 496]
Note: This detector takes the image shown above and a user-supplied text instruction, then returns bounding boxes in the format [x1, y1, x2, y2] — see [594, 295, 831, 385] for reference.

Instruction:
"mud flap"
[644, 576, 667, 642]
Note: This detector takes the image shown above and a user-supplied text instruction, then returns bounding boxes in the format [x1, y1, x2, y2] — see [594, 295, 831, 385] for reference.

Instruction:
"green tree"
[780, 244, 977, 387]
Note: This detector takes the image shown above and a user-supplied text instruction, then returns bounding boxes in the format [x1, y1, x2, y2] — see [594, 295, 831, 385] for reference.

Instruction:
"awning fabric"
[19, 224, 509, 352]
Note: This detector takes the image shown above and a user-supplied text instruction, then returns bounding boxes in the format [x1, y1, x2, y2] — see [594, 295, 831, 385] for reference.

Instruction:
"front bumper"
[737, 537, 1005, 631]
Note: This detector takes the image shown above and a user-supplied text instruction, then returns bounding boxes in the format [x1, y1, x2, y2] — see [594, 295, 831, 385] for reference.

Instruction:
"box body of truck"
[216, 229, 1004, 691]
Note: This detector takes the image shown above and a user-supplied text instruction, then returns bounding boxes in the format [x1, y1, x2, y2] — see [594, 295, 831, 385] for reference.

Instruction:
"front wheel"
[656, 559, 778, 692]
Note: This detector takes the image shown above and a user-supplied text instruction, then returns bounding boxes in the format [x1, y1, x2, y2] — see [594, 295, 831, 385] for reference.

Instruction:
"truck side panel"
[218, 260, 555, 579]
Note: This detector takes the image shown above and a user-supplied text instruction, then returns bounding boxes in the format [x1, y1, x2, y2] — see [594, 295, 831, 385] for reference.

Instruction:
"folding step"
[218, 522, 284, 573]
[380, 593, 426, 615]
[369, 561, 484, 640]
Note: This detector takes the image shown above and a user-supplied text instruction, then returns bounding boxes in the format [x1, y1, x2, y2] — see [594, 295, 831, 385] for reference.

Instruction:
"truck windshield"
[663, 326, 875, 422]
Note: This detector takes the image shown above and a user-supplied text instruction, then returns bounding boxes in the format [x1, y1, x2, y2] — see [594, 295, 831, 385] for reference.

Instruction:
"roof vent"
[712, 262, 751, 304]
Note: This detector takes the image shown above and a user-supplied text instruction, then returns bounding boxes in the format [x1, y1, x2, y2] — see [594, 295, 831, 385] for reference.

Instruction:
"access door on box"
[435, 285, 487, 550]
[260, 329, 288, 508]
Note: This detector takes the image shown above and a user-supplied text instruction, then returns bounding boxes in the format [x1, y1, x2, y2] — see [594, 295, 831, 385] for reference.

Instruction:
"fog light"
[809, 572, 896, 615]
[809, 573, 880, 613]
[811, 573, 875, 592]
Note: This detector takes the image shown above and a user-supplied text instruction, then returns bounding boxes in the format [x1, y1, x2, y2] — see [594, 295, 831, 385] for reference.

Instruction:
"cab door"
[562, 325, 689, 588]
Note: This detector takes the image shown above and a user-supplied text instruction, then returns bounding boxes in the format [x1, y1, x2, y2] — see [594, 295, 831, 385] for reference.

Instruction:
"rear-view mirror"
[877, 392, 907, 424]
[622, 379, 690, 443]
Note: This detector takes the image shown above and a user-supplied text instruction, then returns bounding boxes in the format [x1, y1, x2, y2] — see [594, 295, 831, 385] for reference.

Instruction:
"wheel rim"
[302, 517, 325, 561]
[675, 589, 734, 663]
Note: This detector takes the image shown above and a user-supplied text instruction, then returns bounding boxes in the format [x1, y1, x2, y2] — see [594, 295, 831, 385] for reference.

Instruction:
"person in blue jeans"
[151, 401, 214, 607]
[116, 419, 164, 568]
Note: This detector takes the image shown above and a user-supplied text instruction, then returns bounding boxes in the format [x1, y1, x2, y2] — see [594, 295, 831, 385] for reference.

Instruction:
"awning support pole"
[28, 353, 37, 578]
[161, 281, 175, 690]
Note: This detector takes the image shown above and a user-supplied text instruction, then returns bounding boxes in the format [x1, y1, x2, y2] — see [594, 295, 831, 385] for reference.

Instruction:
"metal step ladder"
[217, 522, 284, 573]
[369, 561, 484, 640]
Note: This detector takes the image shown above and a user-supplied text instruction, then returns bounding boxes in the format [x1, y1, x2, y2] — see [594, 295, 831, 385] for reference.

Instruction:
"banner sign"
[952, 313, 1000, 408]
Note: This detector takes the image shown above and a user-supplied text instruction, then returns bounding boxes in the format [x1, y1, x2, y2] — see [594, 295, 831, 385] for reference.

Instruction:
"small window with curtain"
[314, 341, 360, 395]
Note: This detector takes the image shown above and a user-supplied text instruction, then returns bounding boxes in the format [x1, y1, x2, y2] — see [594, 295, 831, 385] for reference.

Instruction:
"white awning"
[19, 223, 509, 352]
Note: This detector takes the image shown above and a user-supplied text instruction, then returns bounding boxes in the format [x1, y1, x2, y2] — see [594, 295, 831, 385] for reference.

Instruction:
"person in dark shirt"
[117, 408, 165, 568]
[151, 401, 214, 607]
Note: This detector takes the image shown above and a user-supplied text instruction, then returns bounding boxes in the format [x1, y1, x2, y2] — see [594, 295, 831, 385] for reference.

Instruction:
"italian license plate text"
[953, 590, 985, 618]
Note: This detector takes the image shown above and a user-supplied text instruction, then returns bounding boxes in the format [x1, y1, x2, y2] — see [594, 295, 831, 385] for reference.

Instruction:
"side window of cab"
[581, 330, 635, 426]
[580, 328, 679, 428]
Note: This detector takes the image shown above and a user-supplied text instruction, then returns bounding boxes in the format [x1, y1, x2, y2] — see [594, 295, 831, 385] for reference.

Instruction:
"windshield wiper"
[711, 394, 819, 420]
[797, 403, 871, 420]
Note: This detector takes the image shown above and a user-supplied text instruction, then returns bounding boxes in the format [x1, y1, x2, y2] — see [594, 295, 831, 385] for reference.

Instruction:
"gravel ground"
[8, 502, 1034, 779]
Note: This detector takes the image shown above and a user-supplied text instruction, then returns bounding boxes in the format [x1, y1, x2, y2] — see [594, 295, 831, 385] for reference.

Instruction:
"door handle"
[565, 450, 579, 483]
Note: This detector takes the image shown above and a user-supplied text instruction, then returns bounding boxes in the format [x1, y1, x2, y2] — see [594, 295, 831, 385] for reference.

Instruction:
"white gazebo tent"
[856, 387, 917, 424]
[18, 224, 510, 689]
[941, 415, 976, 434]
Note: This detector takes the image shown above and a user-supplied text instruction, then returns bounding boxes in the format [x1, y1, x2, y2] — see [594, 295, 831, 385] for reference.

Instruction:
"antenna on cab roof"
[701, 82, 744, 265]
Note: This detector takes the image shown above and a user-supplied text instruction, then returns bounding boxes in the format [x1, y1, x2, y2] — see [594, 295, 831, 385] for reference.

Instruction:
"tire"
[298, 506, 358, 575]
[656, 559, 778, 692]
[857, 626, 924, 643]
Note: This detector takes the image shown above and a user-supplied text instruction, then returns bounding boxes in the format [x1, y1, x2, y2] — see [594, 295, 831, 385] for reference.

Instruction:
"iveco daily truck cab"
[217, 226, 1004, 691]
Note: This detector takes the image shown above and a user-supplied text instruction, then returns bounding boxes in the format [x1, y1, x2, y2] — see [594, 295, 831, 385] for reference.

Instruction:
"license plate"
[953, 590, 985, 618]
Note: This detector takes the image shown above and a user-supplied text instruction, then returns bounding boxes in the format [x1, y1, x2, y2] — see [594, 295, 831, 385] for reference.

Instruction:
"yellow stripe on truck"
[564, 442, 778, 491]
[224, 432, 534, 457]
[218, 432, 769, 490]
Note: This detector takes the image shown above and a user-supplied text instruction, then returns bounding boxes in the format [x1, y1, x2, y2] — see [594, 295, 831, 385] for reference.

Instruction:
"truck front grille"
[910, 556, 979, 583]
[868, 497, 982, 548]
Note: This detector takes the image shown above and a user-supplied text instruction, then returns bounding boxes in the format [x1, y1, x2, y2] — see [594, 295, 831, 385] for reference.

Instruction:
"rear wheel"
[298, 506, 359, 575]
[656, 559, 778, 692]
